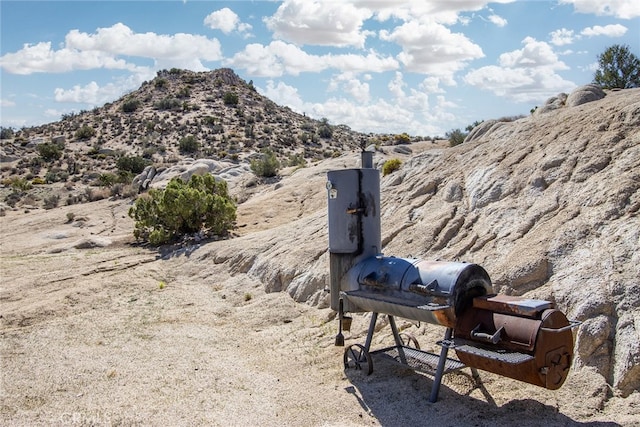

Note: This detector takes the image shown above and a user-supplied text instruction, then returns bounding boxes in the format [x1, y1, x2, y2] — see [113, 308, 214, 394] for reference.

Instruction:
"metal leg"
[388, 316, 407, 364]
[429, 328, 453, 403]
[471, 367, 481, 382]
[363, 313, 378, 352]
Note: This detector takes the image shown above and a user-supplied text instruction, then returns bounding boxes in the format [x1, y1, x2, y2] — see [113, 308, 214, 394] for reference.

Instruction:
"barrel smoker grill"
[327, 152, 578, 402]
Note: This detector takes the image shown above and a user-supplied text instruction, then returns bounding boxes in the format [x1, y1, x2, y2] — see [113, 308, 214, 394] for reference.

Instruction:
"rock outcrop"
[198, 88, 640, 396]
[132, 158, 251, 191]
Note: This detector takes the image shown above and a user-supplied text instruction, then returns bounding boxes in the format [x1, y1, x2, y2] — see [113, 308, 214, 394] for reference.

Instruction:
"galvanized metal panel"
[327, 169, 380, 255]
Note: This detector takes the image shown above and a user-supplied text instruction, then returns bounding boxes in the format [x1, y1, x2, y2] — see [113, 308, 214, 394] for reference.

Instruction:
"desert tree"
[593, 44, 640, 89]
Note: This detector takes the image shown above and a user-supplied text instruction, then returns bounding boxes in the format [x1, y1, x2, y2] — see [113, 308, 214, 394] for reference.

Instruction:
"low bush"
[128, 174, 236, 245]
[223, 92, 239, 106]
[179, 135, 199, 154]
[122, 98, 141, 113]
[43, 194, 60, 210]
[75, 125, 96, 140]
[250, 149, 280, 177]
[117, 155, 149, 174]
[382, 158, 402, 176]
[446, 129, 467, 146]
[37, 143, 63, 162]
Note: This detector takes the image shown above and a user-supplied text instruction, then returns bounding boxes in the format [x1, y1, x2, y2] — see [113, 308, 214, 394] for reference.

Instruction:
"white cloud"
[44, 109, 63, 118]
[388, 72, 406, 99]
[328, 73, 371, 103]
[549, 24, 626, 47]
[579, 61, 600, 72]
[261, 80, 306, 113]
[420, 76, 446, 94]
[0, 23, 223, 75]
[227, 41, 398, 77]
[264, 0, 373, 48]
[65, 23, 223, 63]
[260, 71, 458, 136]
[464, 37, 575, 103]
[1, 99, 16, 107]
[550, 28, 576, 46]
[498, 37, 568, 69]
[488, 14, 508, 27]
[380, 20, 484, 77]
[559, 0, 640, 19]
[325, 51, 399, 74]
[204, 8, 253, 35]
[54, 74, 151, 106]
[360, 0, 516, 26]
[226, 41, 327, 77]
[0, 41, 144, 75]
[581, 24, 628, 37]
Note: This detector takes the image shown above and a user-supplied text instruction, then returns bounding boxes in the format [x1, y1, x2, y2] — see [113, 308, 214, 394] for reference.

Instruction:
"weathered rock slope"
[207, 88, 640, 396]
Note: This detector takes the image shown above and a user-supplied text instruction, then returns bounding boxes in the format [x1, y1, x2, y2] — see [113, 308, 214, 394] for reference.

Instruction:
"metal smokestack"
[361, 150, 374, 169]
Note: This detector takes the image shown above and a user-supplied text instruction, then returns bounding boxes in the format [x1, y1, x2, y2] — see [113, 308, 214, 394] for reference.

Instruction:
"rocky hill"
[0, 68, 385, 210]
[1, 85, 639, 425]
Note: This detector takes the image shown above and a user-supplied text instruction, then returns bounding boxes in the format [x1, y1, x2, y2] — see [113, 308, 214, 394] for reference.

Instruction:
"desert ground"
[2, 155, 639, 426]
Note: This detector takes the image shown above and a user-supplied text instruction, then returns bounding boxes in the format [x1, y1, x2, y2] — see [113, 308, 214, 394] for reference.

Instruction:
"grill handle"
[471, 324, 504, 345]
[539, 320, 581, 333]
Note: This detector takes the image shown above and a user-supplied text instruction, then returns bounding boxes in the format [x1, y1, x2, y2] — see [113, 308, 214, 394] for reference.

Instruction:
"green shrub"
[446, 129, 467, 146]
[394, 133, 411, 144]
[0, 127, 14, 139]
[98, 173, 118, 187]
[155, 78, 168, 89]
[117, 155, 149, 174]
[75, 125, 96, 140]
[223, 91, 239, 106]
[382, 158, 402, 176]
[250, 149, 280, 177]
[318, 122, 332, 139]
[43, 194, 60, 210]
[7, 177, 32, 191]
[128, 174, 236, 245]
[287, 153, 306, 168]
[122, 98, 141, 113]
[179, 135, 199, 154]
[177, 86, 191, 98]
[203, 116, 216, 126]
[37, 143, 63, 162]
[154, 97, 181, 111]
[45, 170, 68, 183]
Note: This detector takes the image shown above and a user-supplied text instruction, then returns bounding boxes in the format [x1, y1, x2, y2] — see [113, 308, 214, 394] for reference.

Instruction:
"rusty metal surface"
[343, 290, 452, 325]
[456, 308, 541, 352]
[454, 304, 574, 390]
[472, 294, 553, 317]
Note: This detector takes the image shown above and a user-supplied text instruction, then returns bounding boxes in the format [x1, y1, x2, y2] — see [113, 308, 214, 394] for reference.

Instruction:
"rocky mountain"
[0, 68, 383, 209]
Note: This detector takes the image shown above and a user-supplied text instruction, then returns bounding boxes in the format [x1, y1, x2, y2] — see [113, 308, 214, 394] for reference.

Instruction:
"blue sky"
[1, 0, 638, 136]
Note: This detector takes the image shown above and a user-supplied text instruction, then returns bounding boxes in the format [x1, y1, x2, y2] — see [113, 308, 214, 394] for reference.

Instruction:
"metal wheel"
[343, 344, 373, 375]
[400, 332, 420, 350]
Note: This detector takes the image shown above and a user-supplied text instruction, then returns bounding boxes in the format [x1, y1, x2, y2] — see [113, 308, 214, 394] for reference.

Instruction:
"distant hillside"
[2, 68, 423, 209]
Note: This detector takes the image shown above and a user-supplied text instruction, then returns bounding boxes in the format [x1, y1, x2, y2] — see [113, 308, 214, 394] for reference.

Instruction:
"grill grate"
[371, 346, 466, 375]
[451, 339, 534, 364]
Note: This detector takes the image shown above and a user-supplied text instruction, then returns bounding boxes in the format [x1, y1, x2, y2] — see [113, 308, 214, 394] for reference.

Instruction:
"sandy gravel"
[1, 196, 639, 426]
